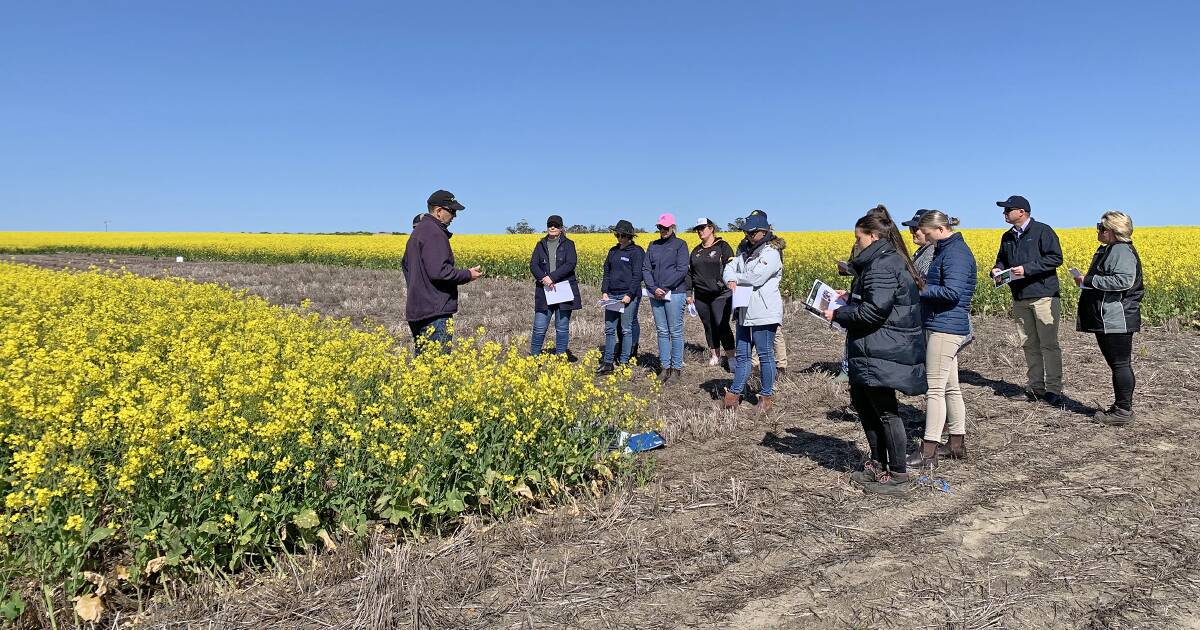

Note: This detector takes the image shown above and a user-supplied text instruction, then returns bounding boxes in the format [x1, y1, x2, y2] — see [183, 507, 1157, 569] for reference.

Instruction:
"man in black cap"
[403, 189, 483, 354]
[991, 195, 1065, 405]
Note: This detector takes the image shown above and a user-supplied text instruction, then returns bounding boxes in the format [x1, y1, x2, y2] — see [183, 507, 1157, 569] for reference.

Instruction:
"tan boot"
[722, 391, 741, 410]
[755, 395, 773, 415]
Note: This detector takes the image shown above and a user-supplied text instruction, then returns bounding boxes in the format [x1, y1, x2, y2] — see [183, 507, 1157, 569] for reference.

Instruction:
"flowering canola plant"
[2, 227, 1197, 323]
[0, 262, 651, 617]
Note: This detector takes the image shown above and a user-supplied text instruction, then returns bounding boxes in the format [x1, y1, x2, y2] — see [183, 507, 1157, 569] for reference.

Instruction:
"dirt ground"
[11, 253, 1200, 630]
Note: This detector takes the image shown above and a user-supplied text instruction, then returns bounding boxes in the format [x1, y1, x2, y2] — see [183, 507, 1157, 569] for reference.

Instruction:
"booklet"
[731, 285, 752, 309]
[544, 283, 575, 305]
[992, 267, 1017, 286]
[803, 279, 847, 331]
[597, 298, 625, 313]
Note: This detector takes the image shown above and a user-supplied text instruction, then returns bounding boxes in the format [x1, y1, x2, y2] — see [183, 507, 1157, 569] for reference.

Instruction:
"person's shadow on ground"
[760, 427, 864, 472]
[960, 369, 1094, 416]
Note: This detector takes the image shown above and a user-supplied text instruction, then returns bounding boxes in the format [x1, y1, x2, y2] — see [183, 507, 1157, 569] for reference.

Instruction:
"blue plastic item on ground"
[917, 475, 951, 493]
[622, 431, 666, 453]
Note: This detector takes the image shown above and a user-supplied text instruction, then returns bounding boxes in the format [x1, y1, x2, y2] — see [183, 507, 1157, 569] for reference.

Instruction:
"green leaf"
[197, 521, 222, 535]
[0, 592, 25, 622]
[86, 527, 117, 547]
[292, 508, 320, 530]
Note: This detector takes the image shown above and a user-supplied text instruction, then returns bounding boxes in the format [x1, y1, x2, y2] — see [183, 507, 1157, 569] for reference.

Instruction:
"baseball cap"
[612, 219, 636, 235]
[901, 209, 932, 228]
[691, 217, 714, 231]
[546, 215, 564, 228]
[427, 189, 465, 212]
[656, 213, 677, 228]
[742, 213, 770, 232]
[996, 195, 1031, 212]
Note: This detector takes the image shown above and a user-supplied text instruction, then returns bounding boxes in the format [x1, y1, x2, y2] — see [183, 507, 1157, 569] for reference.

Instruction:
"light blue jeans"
[732, 323, 778, 397]
[650, 291, 686, 370]
[531, 305, 573, 355]
[603, 296, 641, 364]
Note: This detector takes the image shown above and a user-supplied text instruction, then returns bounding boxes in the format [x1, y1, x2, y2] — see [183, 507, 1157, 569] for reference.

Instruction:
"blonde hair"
[916, 210, 961, 231]
[1100, 211, 1133, 242]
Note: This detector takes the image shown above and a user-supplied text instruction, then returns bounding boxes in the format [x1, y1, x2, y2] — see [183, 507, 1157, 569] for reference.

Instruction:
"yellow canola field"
[0, 262, 649, 611]
[2, 228, 1198, 323]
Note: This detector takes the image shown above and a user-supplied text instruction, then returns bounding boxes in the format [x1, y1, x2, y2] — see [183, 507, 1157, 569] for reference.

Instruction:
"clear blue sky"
[2, 1, 1196, 233]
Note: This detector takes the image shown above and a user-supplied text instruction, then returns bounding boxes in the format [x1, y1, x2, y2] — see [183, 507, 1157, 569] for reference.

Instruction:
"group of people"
[402, 189, 1146, 496]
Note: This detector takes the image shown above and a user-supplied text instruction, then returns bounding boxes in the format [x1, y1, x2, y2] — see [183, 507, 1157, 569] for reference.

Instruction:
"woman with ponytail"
[822, 205, 926, 496]
[906, 211, 977, 471]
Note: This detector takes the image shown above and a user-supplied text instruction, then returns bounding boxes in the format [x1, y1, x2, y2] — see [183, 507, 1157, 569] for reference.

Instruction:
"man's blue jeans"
[650, 291, 686, 370]
[732, 323, 778, 397]
[603, 296, 641, 364]
[409, 315, 452, 356]
[531, 305, 573, 355]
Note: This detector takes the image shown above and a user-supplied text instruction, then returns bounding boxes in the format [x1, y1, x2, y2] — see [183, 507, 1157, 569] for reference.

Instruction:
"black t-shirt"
[689, 238, 734, 295]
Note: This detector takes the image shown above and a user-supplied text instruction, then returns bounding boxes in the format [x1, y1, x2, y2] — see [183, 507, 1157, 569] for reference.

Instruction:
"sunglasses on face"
[1002, 207, 1020, 215]
[656, 225, 670, 231]
[1096, 223, 1107, 232]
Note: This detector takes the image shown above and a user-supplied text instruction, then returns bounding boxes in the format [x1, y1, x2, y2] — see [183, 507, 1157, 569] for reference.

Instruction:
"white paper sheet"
[731, 285, 752, 309]
[544, 283, 575, 305]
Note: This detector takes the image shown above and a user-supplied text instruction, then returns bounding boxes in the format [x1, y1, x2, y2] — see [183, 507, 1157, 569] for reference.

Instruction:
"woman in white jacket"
[721, 212, 784, 414]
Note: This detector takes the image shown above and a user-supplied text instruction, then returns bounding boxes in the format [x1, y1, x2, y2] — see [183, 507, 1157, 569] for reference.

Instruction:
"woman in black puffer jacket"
[824, 207, 926, 496]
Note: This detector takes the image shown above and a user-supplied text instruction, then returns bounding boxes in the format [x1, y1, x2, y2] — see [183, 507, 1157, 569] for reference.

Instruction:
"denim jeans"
[603, 296, 641, 364]
[531, 305, 573, 355]
[650, 291, 686, 369]
[409, 315, 452, 356]
[731, 323, 778, 397]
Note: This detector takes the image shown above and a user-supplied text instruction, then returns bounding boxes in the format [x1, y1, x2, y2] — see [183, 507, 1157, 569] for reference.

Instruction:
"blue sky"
[1, 1, 1196, 233]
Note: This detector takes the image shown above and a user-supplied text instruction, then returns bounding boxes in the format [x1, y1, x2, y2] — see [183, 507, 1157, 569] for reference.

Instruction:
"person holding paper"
[823, 208, 926, 496]
[1075, 211, 1144, 426]
[992, 195, 1066, 406]
[529, 215, 581, 356]
[687, 217, 736, 369]
[643, 213, 690, 382]
[721, 212, 784, 414]
[404, 189, 484, 355]
[597, 220, 645, 374]
[905, 211, 976, 471]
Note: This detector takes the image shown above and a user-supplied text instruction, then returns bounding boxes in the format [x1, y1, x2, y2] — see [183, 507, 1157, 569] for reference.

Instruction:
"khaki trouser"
[924, 331, 966, 442]
[751, 326, 788, 369]
[1011, 296, 1063, 395]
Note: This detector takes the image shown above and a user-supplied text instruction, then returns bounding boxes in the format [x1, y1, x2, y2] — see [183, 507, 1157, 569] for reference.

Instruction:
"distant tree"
[726, 217, 746, 231]
[505, 219, 536, 234]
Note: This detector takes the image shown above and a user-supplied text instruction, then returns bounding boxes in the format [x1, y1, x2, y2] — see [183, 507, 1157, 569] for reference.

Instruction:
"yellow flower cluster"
[0, 262, 650, 601]
[2, 226, 1197, 322]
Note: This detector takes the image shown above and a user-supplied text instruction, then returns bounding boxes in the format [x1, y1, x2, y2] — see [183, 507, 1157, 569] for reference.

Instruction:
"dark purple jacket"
[530, 234, 582, 311]
[403, 213, 473, 322]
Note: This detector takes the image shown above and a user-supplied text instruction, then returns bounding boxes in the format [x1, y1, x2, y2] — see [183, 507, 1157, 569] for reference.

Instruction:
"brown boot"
[755, 394, 773, 415]
[937, 434, 968, 459]
[722, 391, 741, 410]
[905, 440, 939, 470]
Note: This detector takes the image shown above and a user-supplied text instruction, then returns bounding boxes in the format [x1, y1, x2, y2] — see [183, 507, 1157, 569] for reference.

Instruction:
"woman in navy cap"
[722, 211, 784, 414]
[529, 215, 581, 356]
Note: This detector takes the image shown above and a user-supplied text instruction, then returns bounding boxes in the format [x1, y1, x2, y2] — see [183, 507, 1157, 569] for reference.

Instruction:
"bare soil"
[11, 253, 1200, 630]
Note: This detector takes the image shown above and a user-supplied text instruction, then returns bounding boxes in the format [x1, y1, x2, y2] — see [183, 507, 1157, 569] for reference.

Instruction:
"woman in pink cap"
[642, 213, 691, 383]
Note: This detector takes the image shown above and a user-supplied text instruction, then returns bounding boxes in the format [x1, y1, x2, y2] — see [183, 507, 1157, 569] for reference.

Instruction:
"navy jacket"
[643, 234, 690, 295]
[993, 219, 1063, 300]
[601, 242, 645, 300]
[403, 213, 473, 322]
[920, 232, 977, 336]
[530, 235, 582, 311]
[834, 239, 927, 396]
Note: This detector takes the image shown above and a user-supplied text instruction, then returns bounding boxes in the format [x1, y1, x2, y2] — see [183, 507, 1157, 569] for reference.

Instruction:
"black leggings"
[694, 291, 735, 351]
[850, 384, 908, 473]
[1095, 332, 1135, 411]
